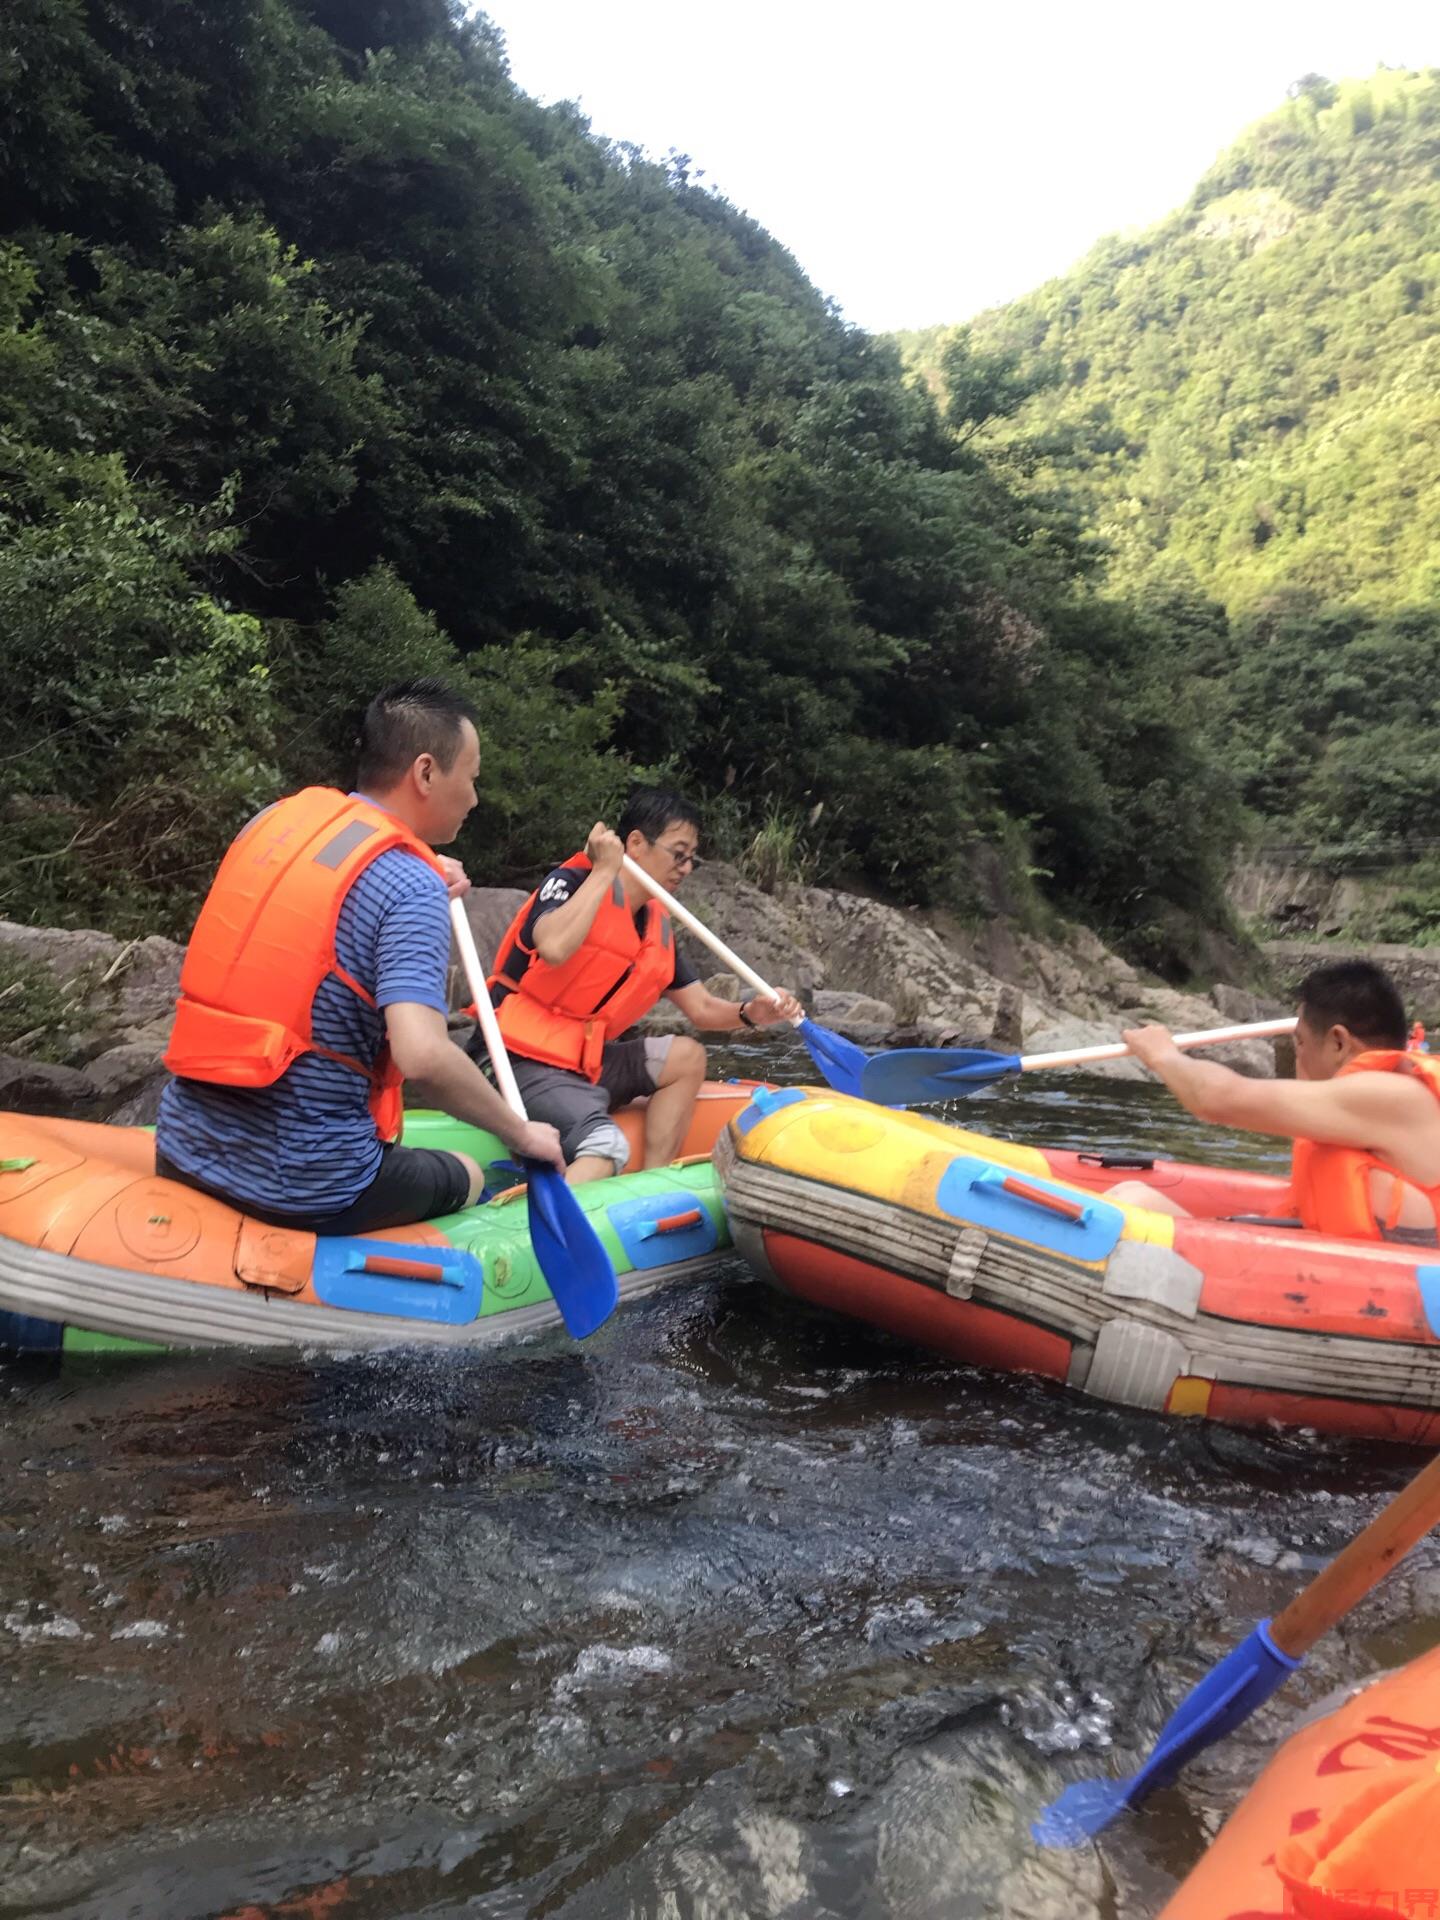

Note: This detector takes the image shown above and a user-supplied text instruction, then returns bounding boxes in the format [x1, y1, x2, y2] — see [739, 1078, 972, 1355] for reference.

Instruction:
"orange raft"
[0, 1084, 756, 1354]
[714, 1086, 1440, 1442]
[1160, 1644, 1440, 1919]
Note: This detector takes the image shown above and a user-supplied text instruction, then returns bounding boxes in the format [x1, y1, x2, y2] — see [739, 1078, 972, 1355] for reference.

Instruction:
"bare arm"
[667, 980, 804, 1032]
[1123, 1024, 1437, 1162]
[384, 1002, 564, 1171]
[532, 824, 624, 966]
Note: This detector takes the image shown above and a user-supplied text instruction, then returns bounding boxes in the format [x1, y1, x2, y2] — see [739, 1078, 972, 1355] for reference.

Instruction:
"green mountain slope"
[903, 69, 1440, 612]
[896, 72, 1440, 867]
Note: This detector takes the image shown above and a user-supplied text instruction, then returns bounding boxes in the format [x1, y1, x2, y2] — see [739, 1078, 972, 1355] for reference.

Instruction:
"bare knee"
[666, 1035, 706, 1084]
[1105, 1179, 1190, 1217]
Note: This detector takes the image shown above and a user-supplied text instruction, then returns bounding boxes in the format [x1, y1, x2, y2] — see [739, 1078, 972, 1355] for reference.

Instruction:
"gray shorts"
[511, 1036, 675, 1170]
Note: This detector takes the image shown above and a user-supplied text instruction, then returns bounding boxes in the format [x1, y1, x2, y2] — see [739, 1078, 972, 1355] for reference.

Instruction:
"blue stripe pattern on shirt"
[157, 848, 450, 1216]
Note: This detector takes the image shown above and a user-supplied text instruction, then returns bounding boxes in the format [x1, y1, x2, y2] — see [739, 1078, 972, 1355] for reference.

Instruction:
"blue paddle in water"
[1035, 1445, 1440, 1845]
[619, 855, 870, 1095]
[860, 1017, 1297, 1108]
[451, 902, 618, 1339]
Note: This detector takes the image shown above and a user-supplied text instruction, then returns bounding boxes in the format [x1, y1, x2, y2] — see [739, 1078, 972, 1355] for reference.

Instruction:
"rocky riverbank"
[0, 864, 1300, 1124]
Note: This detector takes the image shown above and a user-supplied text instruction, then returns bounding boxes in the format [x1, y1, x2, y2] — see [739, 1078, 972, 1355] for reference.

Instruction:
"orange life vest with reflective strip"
[487, 852, 676, 1082]
[163, 788, 447, 1142]
[1289, 1048, 1440, 1240]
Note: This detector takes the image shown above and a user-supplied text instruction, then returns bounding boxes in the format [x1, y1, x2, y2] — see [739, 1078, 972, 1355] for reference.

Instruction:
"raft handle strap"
[984, 1174, 1090, 1224]
[637, 1207, 705, 1239]
[341, 1251, 462, 1287]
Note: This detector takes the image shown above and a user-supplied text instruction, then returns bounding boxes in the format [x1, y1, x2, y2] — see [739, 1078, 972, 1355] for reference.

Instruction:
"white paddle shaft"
[1021, 1016, 1297, 1072]
[450, 899, 529, 1119]
[620, 853, 792, 1016]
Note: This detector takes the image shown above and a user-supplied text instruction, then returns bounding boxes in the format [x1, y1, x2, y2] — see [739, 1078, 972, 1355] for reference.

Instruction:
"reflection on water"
[2, 1043, 1433, 1920]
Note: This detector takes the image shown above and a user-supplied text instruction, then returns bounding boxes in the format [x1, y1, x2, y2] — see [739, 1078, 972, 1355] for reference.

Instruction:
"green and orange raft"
[0, 1084, 757, 1354]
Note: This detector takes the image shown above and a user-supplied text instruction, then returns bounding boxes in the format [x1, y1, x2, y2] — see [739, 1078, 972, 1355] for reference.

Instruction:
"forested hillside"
[897, 70, 1440, 869]
[0, 0, 1236, 970]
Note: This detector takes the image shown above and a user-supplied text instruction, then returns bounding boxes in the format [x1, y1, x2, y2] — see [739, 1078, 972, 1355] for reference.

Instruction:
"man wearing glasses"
[481, 788, 802, 1183]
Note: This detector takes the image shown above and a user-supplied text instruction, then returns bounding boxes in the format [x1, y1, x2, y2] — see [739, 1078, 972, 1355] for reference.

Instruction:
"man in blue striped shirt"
[157, 681, 563, 1233]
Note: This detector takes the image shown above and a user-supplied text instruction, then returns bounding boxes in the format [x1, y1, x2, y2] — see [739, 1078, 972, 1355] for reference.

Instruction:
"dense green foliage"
[2, 0, 1237, 966]
[898, 71, 1440, 869]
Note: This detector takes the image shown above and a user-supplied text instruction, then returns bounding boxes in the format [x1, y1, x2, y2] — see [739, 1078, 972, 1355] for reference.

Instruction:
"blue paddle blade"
[523, 1161, 619, 1340]
[1032, 1620, 1302, 1847]
[859, 1046, 1022, 1107]
[797, 1018, 870, 1096]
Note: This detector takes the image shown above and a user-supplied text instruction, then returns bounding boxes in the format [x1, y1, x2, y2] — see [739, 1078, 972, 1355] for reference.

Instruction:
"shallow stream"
[3, 1042, 1435, 1918]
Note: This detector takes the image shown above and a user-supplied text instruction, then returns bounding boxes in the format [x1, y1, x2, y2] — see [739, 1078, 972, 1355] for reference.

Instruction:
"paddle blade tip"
[524, 1165, 620, 1340]
[1031, 1778, 1132, 1848]
[797, 1019, 870, 1097]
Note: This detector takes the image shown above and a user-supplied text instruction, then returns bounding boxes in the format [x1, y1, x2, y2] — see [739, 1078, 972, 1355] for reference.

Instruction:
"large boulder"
[0, 921, 183, 1035]
[0, 1053, 102, 1117]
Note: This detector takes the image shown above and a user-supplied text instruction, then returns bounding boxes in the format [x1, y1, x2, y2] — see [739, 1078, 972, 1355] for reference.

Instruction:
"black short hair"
[356, 679, 478, 791]
[618, 787, 701, 844]
[1297, 961, 1408, 1050]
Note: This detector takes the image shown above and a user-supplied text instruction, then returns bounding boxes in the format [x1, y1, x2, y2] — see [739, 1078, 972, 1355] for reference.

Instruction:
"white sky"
[483, 0, 1440, 332]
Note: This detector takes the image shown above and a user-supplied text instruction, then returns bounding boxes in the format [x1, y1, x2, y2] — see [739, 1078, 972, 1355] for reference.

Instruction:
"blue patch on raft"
[311, 1238, 483, 1324]
[936, 1157, 1125, 1261]
[737, 1087, 807, 1135]
[1417, 1267, 1440, 1340]
[607, 1190, 718, 1269]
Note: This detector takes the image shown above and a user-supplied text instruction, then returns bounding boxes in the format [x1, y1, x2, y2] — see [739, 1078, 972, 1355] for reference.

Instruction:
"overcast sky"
[482, 0, 1440, 332]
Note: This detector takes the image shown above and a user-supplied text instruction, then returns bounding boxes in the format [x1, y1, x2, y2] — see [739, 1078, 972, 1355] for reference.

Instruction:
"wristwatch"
[737, 1000, 758, 1029]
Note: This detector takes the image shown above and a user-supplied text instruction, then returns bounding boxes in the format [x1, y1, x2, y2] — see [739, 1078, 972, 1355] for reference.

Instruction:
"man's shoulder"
[341, 849, 447, 946]
[352, 846, 446, 905]
[533, 865, 581, 909]
[538, 863, 580, 897]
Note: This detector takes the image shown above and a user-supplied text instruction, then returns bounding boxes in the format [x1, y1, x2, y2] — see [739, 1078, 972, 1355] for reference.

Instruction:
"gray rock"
[0, 921, 183, 1030]
[459, 888, 530, 968]
[85, 1042, 167, 1101]
[1265, 939, 1440, 1027]
[1212, 981, 1290, 1024]
[810, 990, 897, 1040]
[108, 1069, 170, 1128]
[0, 1052, 101, 1117]
[989, 984, 1024, 1053]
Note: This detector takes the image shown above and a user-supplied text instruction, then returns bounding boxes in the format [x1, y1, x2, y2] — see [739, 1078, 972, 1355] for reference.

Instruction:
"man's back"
[158, 848, 449, 1217]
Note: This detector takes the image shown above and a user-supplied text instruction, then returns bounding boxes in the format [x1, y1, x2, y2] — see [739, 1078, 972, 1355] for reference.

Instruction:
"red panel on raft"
[1173, 1218, 1439, 1345]
[1041, 1149, 1287, 1217]
[1202, 1381, 1440, 1447]
[762, 1231, 1073, 1380]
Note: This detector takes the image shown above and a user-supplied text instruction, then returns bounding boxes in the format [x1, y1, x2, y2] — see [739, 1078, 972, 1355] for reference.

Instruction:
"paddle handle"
[1020, 1016, 1298, 1073]
[1269, 1449, 1440, 1660]
[450, 900, 529, 1121]
[619, 853, 792, 1016]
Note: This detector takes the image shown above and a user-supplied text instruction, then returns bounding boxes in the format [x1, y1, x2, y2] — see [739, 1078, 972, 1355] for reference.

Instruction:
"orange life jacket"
[163, 788, 447, 1142]
[487, 852, 676, 1082]
[1290, 1048, 1440, 1240]
[1275, 1757, 1440, 1917]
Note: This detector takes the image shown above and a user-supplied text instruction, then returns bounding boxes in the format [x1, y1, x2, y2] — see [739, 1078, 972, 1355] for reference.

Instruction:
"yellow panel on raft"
[1167, 1376, 1215, 1418]
[729, 1086, 1178, 1252]
[733, 1089, 1050, 1208]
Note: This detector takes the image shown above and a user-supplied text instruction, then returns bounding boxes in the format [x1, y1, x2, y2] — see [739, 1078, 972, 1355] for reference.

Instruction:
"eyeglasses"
[655, 842, 702, 870]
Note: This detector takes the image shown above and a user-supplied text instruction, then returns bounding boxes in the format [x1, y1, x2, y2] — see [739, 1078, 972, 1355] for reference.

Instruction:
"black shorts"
[509, 1037, 673, 1162]
[155, 1143, 473, 1237]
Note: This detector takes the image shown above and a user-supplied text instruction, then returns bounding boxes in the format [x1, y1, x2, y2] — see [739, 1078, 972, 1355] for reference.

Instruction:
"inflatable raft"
[715, 1087, 1440, 1441]
[0, 1084, 757, 1354]
[1160, 1643, 1440, 1918]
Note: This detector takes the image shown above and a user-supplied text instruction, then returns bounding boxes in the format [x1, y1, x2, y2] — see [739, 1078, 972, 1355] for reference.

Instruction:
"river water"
[3, 1042, 1436, 1920]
